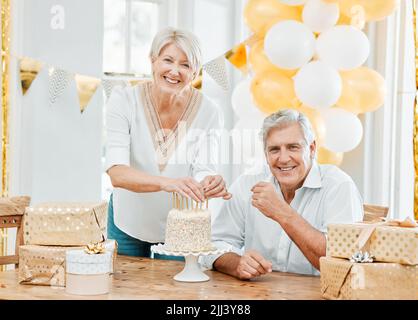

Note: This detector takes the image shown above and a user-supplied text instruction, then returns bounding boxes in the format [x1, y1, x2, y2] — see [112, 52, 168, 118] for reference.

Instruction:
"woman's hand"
[160, 177, 205, 202]
[201, 175, 232, 200]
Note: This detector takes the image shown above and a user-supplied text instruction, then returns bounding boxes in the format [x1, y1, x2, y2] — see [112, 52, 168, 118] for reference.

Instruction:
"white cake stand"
[151, 244, 231, 282]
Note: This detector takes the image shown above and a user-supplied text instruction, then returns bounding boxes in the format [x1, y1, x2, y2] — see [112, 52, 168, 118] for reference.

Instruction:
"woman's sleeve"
[104, 86, 132, 172]
[190, 101, 224, 182]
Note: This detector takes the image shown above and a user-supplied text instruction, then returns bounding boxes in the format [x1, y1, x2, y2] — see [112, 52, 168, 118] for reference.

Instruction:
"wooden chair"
[363, 204, 389, 222]
[0, 196, 31, 268]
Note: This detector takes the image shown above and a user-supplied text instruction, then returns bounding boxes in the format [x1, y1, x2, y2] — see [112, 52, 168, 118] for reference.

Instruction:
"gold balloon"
[337, 67, 385, 114]
[251, 70, 297, 114]
[297, 105, 327, 146]
[249, 40, 297, 77]
[339, 0, 399, 22]
[244, 0, 302, 36]
[317, 147, 344, 166]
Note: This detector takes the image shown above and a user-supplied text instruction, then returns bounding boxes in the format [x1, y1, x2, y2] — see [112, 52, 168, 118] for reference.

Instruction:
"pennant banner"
[192, 68, 203, 90]
[13, 33, 258, 112]
[19, 57, 43, 95]
[225, 42, 248, 74]
[203, 55, 230, 91]
[74, 74, 101, 112]
[102, 79, 126, 99]
[48, 67, 71, 105]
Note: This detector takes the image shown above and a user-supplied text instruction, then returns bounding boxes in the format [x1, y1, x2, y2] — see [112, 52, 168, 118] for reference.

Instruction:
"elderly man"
[201, 109, 363, 278]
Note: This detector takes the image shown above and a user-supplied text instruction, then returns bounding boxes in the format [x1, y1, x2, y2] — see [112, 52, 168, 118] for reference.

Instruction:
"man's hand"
[251, 182, 291, 221]
[235, 250, 272, 280]
[201, 175, 232, 200]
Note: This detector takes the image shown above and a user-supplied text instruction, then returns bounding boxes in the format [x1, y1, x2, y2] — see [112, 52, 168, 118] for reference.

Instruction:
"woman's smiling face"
[265, 123, 316, 192]
[151, 42, 194, 94]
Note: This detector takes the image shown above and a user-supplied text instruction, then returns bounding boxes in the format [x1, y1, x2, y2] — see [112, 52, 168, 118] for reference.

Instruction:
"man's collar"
[301, 160, 322, 189]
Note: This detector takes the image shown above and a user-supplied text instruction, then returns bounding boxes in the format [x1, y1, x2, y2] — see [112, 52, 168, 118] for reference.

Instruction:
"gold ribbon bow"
[356, 217, 418, 252]
[84, 242, 106, 255]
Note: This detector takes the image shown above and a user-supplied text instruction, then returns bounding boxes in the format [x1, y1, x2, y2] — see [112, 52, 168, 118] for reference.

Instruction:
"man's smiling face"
[265, 123, 316, 192]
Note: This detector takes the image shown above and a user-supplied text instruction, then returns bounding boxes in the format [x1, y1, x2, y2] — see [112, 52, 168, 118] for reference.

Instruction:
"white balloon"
[279, 0, 308, 5]
[264, 20, 316, 70]
[302, 0, 339, 33]
[294, 61, 342, 109]
[231, 78, 261, 119]
[321, 108, 363, 152]
[316, 25, 370, 70]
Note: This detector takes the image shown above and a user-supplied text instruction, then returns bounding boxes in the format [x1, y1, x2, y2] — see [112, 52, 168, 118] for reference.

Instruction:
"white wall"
[10, 0, 104, 204]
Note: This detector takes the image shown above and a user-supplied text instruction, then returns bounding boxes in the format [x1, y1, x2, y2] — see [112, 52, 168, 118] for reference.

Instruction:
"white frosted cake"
[164, 208, 214, 252]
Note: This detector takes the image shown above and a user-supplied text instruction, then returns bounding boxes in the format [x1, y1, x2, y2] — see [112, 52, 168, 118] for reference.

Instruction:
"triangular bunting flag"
[192, 68, 203, 90]
[102, 79, 126, 99]
[203, 56, 229, 91]
[225, 42, 248, 73]
[74, 74, 101, 112]
[48, 67, 71, 105]
[127, 79, 148, 87]
[19, 57, 43, 95]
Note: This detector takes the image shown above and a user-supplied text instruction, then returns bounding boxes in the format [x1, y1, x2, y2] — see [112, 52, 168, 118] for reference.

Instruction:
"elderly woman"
[201, 109, 363, 277]
[105, 27, 230, 258]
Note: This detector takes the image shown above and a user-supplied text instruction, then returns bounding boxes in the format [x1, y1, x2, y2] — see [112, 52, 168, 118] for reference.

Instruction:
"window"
[103, 0, 163, 75]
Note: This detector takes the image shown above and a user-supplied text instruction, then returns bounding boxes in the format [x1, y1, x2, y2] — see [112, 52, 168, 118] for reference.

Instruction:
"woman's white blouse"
[105, 83, 223, 242]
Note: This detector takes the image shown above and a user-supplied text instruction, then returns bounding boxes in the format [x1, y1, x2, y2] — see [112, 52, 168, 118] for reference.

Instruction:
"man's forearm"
[274, 209, 326, 270]
[213, 252, 241, 277]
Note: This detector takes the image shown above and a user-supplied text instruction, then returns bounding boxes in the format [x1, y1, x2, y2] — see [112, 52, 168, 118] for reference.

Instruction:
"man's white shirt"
[200, 161, 364, 276]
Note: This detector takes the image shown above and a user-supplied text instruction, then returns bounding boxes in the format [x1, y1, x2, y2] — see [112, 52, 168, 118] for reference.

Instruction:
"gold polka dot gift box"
[23, 202, 108, 246]
[320, 257, 418, 300]
[18, 239, 116, 287]
[326, 218, 418, 265]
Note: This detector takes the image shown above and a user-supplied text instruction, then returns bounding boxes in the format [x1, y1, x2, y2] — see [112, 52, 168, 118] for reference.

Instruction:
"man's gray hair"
[261, 109, 316, 150]
[149, 27, 202, 79]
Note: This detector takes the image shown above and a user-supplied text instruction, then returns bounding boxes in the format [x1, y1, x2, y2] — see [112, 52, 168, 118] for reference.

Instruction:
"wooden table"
[0, 255, 322, 300]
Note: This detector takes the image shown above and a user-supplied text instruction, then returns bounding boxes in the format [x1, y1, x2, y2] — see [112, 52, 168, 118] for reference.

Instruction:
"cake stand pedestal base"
[174, 255, 209, 282]
[151, 244, 231, 283]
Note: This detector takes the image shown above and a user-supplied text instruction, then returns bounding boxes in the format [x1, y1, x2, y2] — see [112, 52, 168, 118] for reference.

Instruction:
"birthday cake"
[164, 208, 214, 252]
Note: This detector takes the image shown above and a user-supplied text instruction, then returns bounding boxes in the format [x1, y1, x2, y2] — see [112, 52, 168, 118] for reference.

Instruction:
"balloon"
[264, 20, 316, 70]
[317, 147, 344, 166]
[249, 40, 297, 77]
[244, 0, 302, 36]
[279, 0, 307, 5]
[302, 0, 340, 33]
[297, 105, 327, 145]
[231, 78, 260, 117]
[321, 108, 363, 152]
[337, 67, 386, 114]
[339, 0, 399, 22]
[251, 70, 297, 114]
[316, 25, 370, 70]
[294, 61, 342, 109]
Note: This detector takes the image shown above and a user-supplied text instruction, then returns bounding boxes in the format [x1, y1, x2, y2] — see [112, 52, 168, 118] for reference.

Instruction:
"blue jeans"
[107, 194, 183, 261]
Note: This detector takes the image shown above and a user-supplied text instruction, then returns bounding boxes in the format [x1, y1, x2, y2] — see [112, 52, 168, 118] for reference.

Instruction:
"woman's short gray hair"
[261, 109, 316, 150]
[149, 27, 202, 78]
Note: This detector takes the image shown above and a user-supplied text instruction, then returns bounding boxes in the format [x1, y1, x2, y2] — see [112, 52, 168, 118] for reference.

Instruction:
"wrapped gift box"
[320, 257, 418, 300]
[23, 201, 108, 246]
[18, 240, 116, 287]
[65, 249, 112, 295]
[326, 222, 418, 265]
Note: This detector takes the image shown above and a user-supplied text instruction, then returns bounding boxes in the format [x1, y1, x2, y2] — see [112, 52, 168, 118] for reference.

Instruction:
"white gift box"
[65, 249, 112, 295]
